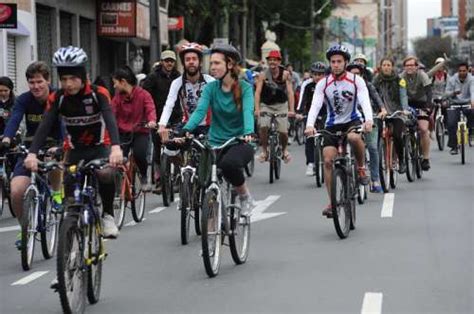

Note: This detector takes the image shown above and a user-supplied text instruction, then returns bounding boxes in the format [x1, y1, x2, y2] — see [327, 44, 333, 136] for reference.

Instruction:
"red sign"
[0, 3, 17, 29]
[168, 16, 184, 31]
[97, 1, 136, 37]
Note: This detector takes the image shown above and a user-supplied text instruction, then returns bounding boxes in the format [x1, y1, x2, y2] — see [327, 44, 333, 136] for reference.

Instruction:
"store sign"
[97, 1, 136, 37]
[0, 3, 17, 29]
[168, 16, 183, 31]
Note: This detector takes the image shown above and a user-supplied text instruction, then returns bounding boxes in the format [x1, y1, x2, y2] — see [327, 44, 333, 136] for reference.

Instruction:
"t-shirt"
[401, 70, 431, 103]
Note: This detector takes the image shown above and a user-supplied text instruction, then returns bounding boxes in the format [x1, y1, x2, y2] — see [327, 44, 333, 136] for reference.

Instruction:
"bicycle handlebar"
[316, 125, 363, 138]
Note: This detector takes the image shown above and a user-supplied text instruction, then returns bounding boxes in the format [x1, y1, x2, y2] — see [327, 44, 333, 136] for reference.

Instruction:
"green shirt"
[183, 80, 255, 147]
[401, 70, 431, 103]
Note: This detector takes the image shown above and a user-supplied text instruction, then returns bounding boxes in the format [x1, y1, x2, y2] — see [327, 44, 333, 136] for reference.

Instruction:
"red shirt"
[112, 86, 156, 133]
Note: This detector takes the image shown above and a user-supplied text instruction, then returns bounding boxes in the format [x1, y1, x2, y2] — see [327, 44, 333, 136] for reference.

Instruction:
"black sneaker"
[449, 148, 459, 155]
[398, 161, 407, 174]
[421, 159, 430, 171]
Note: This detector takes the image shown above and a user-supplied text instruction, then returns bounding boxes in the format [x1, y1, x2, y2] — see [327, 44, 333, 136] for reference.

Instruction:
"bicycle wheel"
[354, 163, 365, 205]
[296, 121, 305, 145]
[389, 146, 398, 189]
[314, 139, 323, 188]
[57, 213, 86, 314]
[275, 147, 281, 180]
[269, 138, 275, 184]
[40, 196, 59, 259]
[87, 223, 103, 304]
[435, 119, 445, 151]
[378, 140, 389, 193]
[193, 186, 203, 236]
[180, 171, 192, 245]
[405, 135, 415, 182]
[131, 168, 146, 222]
[350, 186, 357, 230]
[459, 124, 467, 165]
[113, 171, 126, 230]
[21, 187, 38, 271]
[201, 189, 221, 277]
[0, 181, 4, 217]
[415, 136, 423, 179]
[160, 155, 172, 206]
[229, 191, 250, 264]
[331, 168, 351, 239]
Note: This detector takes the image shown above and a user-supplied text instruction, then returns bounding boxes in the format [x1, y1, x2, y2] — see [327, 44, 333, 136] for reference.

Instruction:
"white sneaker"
[239, 194, 255, 216]
[306, 163, 315, 176]
[102, 214, 119, 239]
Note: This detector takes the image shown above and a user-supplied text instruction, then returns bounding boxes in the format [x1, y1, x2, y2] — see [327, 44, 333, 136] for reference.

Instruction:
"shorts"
[65, 145, 110, 164]
[12, 156, 30, 178]
[321, 120, 362, 148]
[259, 102, 288, 133]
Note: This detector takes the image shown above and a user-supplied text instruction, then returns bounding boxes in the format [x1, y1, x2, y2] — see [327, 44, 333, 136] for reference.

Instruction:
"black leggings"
[389, 118, 406, 161]
[120, 133, 149, 179]
[218, 143, 254, 187]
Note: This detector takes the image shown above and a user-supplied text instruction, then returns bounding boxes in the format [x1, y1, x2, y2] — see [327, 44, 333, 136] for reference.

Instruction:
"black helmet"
[310, 62, 327, 73]
[326, 44, 351, 61]
[346, 61, 365, 72]
[211, 43, 241, 63]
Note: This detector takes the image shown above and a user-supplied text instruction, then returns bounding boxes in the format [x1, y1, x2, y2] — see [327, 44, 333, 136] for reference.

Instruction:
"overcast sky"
[407, 0, 441, 51]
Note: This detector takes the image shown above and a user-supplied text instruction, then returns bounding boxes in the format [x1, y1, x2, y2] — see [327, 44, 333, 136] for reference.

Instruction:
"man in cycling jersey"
[24, 46, 123, 239]
[158, 43, 214, 140]
[296, 61, 327, 176]
[305, 45, 373, 217]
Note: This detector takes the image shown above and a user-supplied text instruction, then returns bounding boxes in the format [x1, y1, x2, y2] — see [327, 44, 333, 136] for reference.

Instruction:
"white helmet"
[52, 46, 88, 67]
[353, 53, 368, 65]
[435, 57, 445, 64]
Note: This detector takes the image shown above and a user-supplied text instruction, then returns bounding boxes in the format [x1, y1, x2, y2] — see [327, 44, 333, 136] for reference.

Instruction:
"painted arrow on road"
[252, 195, 286, 223]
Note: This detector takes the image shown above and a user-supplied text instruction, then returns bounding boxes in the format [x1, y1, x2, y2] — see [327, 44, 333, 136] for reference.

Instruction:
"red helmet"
[178, 42, 203, 62]
[266, 50, 282, 60]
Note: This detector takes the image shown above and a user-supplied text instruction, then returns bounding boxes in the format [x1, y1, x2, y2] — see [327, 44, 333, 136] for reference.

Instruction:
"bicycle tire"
[113, 171, 126, 230]
[0, 182, 4, 217]
[405, 135, 415, 182]
[180, 171, 192, 245]
[21, 187, 37, 271]
[354, 163, 365, 205]
[435, 119, 445, 151]
[269, 137, 275, 184]
[275, 157, 281, 180]
[229, 191, 250, 264]
[389, 146, 398, 189]
[314, 139, 322, 188]
[40, 196, 59, 259]
[193, 186, 204, 236]
[57, 213, 86, 314]
[296, 121, 305, 145]
[350, 187, 357, 230]
[378, 140, 389, 193]
[331, 168, 351, 239]
[160, 155, 172, 206]
[87, 223, 103, 304]
[201, 189, 221, 277]
[131, 169, 146, 222]
[460, 124, 466, 165]
[415, 135, 423, 179]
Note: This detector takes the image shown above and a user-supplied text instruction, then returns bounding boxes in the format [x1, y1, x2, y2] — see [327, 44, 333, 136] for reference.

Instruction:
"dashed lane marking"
[381, 193, 394, 218]
[361, 292, 383, 314]
[11, 271, 49, 286]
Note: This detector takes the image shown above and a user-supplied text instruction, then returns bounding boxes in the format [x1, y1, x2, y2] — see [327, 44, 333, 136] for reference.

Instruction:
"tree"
[413, 36, 453, 68]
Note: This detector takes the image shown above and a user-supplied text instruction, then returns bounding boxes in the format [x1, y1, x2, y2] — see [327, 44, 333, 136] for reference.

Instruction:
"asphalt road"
[0, 140, 473, 314]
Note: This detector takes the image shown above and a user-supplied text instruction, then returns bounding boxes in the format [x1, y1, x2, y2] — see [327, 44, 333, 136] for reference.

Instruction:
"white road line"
[124, 218, 147, 227]
[381, 193, 395, 218]
[361, 292, 383, 314]
[252, 195, 285, 223]
[0, 225, 20, 233]
[11, 271, 49, 286]
[149, 207, 166, 214]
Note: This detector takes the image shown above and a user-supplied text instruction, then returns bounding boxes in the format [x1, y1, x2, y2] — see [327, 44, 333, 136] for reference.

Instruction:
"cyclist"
[347, 61, 386, 192]
[0, 76, 14, 135]
[1, 62, 63, 248]
[254, 50, 295, 163]
[444, 61, 474, 155]
[158, 43, 214, 141]
[353, 53, 373, 82]
[296, 61, 327, 176]
[181, 44, 255, 214]
[373, 57, 410, 174]
[111, 65, 157, 191]
[142, 50, 181, 188]
[24, 46, 123, 239]
[400, 56, 433, 171]
[304, 44, 373, 217]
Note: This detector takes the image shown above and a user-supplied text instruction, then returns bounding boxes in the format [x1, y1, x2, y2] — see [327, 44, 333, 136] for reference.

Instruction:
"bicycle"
[433, 97, 446, 151]
[260, 112, 287, 184]
[0, 146, 16, 218]
[20, 149, 62, 271]
[306, 132, 324, 188]
[292, 115, 306, 145]
[404, 112, 421, 182]
[448, 99, 472, 164]
[56, 159, 108, 314]
[317, 125, 363, 239]
[160, 136, 180, 207]
[200, 137, 251, 277]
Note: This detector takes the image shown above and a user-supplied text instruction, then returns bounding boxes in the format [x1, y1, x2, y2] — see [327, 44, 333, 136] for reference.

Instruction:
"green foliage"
[413, 36, 453, 68]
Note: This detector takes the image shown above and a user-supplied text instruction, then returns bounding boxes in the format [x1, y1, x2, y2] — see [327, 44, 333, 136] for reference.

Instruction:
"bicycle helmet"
[346, 61, 366, 72]
[310, 61, 327, 73]
[353, 53, 368, 65]
[326, 44, 351, 61]
[211, 43, 242, 63]
[52, 46, 88, 67]
[178, 42, 203, 62]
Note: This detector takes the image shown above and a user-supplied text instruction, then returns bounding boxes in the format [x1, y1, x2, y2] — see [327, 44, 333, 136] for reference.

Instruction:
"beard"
[185, 66, 199, 76]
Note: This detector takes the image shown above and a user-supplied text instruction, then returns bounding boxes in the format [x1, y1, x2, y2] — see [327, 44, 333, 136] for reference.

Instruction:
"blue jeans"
[365, 124, 380, 182]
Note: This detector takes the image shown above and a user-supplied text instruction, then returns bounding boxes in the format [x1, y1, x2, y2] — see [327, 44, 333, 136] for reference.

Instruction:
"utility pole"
[311, 0, 316, 60]
[149, 0, 160, 68]
[242, 0, 248, 61]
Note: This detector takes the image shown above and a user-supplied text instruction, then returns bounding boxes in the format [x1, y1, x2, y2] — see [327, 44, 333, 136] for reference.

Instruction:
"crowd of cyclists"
[0, 39, 473, 309]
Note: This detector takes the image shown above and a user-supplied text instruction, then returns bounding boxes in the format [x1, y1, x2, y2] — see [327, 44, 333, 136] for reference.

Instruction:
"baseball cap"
[161, 50, 176, 61]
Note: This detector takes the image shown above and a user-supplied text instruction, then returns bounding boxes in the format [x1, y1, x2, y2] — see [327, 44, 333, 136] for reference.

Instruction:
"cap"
[161, 50, 176, 61]
[266, 50, 282, 60]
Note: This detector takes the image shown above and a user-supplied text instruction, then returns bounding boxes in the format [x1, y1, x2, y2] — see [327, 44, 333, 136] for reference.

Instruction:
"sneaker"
[15, 231, 22, 250]
[102, 214, 119, 239]
[421, 159, 430, 171]
[357, 167, 370, 186]
[239, 194, 255, 216]
[370, 182, 384, 193]
[450, 147, 459, 155]
[322, 204, 333, 218]
[51, 191, 64, 213]
[398, 160, 407, 174]
[50, 278, 59, 291]
[306, 163, 315, 176]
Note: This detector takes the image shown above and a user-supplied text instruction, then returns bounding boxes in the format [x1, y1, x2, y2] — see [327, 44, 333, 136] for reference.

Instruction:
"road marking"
[11, 271, 49, 286]
[361, 292, 383, 314]
[252, 195, 286, 223]
[149, 206, 166, 214]
[381, 193, 395, 218]
[124, 218, 147, 227]
[0, 225, 20, 233]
